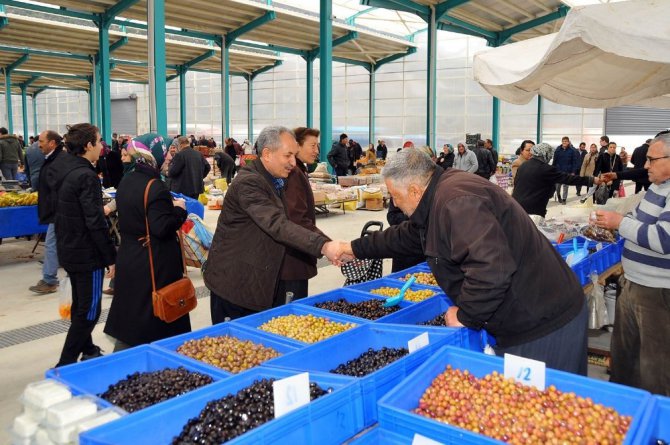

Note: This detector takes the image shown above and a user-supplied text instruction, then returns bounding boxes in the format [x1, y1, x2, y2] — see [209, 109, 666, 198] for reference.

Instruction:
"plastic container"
[74, 407, 125, 444]
[293, 288, 414, 323]
[11, 413, 39, 438]
[267, 323, 480, 427]
[385, 264, 440, 289]
[378, 345, 652, 445]
[79, 367, 364, 445]
[634, 395, 670, 444]
[45, 396, 99, 444]
[152, 322, 300, 376]
[20, 379, 72, 422]
[231, 303, 364, 346]
[34, 428, 55, 445]
[45, 345, 228, 410]
[347, 278, 446, 303]
[348, 426, 411, 444]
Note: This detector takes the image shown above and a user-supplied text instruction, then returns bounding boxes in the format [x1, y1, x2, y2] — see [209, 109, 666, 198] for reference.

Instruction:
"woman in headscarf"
[104, 138, 191, 351]
[512, 142, 601, 217]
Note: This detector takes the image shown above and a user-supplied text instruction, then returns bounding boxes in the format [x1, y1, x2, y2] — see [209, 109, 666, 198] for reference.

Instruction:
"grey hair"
[382, 148, 436, 188]
[176, 136, 190, 146]
[651, 132, 670, 156]
[256, 126, 295, 152]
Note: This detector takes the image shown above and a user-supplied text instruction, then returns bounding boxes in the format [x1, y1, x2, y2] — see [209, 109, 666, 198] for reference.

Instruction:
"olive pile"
[401, 272, 438, 286]
[314, 298, 400, 320]
[331, 347, 409, 377]
[416, 366, 632, 444]
[172, 378, 331, 444]
[418, 311, 448, 327]
[258, 314, 355, 343]
[176, 335, 281, 373]
[370, 286, 436, 303]
[99, 367, 213, 413]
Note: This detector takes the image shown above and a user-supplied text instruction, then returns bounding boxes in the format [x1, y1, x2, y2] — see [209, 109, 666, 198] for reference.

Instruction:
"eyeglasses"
[646, 155, 670, 164]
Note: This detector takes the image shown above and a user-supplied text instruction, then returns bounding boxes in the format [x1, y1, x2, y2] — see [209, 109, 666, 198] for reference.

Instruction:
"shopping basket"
[180, 214, 213, 269]
[341, 221, 384, 286]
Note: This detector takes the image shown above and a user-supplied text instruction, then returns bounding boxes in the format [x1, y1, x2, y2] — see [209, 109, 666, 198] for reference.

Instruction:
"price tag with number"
[412, 433, 444, 445]
[503, 353, 546, 390]
[408, 332, 430, 353]
[273, 372, 310, 418]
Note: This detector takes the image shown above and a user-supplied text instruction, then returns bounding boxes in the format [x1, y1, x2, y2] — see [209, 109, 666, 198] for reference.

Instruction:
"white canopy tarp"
[473, 0, 670, 108]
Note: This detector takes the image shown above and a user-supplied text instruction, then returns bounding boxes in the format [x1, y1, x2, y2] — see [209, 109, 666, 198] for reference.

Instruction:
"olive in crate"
[258, 314, 355, 343]
[176, 335, 281, 374]
[401, 272, 438, 286]
[369, 286, 435, 303]
[314, 298, 401, 320]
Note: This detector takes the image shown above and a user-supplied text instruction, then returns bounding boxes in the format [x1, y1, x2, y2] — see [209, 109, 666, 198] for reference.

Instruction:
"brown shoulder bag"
[143, 179, 197, 323]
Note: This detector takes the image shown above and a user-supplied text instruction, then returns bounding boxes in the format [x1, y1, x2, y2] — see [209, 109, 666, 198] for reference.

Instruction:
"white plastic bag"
[587, 272, 608, 329]
[58, 276, 71, 320]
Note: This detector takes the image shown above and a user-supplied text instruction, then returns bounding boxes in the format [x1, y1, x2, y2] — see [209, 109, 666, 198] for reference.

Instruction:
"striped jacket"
[619, 180, 670, 288]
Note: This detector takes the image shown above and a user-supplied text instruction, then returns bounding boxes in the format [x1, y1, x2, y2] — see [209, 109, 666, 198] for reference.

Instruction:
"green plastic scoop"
[383, 275, 417, 307]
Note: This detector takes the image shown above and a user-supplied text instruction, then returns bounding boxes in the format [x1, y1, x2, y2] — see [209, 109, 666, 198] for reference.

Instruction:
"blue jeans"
[0, 163, 18, 180]
[43, 223, 59, 285]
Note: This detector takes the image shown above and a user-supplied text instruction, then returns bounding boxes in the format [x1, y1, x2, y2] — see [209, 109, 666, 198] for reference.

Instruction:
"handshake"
[321, 240, 357, 266]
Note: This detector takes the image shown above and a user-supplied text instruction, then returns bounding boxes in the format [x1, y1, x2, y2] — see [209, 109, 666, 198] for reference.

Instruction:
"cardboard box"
[365, 198, 384, 211]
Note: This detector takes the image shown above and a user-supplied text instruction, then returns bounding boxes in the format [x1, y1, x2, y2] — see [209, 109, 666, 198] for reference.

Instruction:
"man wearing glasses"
[595, 130, 670, 396]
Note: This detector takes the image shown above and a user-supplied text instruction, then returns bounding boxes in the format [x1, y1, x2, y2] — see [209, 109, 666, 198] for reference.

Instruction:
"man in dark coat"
[341, 148, 589, 375]
[436, 144, 455, 169]
[96, 141, 124, 188]
[484, 138, 499, 166]
[214, 150, 235, 185]
[327, 133, 350, 177]
[24, 139, 44, 189]
[575, 142, 588, 196]
[348, 139, 363, 173]
[204, 126, 342, 323]
[631, 139, 652, 193]
[552, 136, 581, 204]
[53, 123, 116, 367]
[473, 140, 495, 179]
[168, 136, 211, 199]
[0, 127, 25, 180]
[376, 140, 388, 160]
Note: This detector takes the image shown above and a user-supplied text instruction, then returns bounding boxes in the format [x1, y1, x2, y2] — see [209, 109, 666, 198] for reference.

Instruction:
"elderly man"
[168, 136, 211, 199]
[452, 143, 478, 173]
[341, 149, 588, 374]
[595, 131, 670, 395]
[327, 133, 350, 177]
[204, 126, 341, 323]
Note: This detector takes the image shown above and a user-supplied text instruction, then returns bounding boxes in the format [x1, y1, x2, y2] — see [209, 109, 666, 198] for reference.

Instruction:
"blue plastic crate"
[231, 303, 364, 346]
[79, 367, 364, 445]
[45, 345, 228, 410]
[267, 323, 480, 427]
[554, 236, 598, 258]
[348, 426, 411, 444]
[385, 264, 440, 289]
[152, 322, 300, 376]
[378, 346, 652, 445]
[293, 288, 415, 323]
[634, 395, 670, 444]
[347, 278, 446, 303]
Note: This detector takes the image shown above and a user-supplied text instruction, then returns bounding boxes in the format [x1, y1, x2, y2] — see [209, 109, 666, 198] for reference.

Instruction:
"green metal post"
[4, 71, 12, 133]
[32, 93, 38, 135]
[179, 67, 187, 135]
[20, 86, 28, 144]
[247, 75, 253, 142]
[492, 96, 500, 149]
[426, 6, 437, 150]
[148, 0, 167, 137]
[536, 95, 543, 143]
[306, 57, 313, 127]
[223, 42, 230, 138]
[319, 0, 332, 163]
[369, 69, 375, 146]
[88, 76, 96, 125]
[98, 25, 112, 142]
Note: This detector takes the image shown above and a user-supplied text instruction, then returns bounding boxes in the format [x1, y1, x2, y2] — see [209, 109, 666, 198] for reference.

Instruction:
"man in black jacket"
[630, 139, 652, 193]
[168, 136, 211, 199]
[473, 140, 495, 179]
[340, 149, 588, 374]
[327, 133, 350, 177]
[376, 140, 388, 160]
[575, 142, 588, 196]
[54, 123, 116, 367]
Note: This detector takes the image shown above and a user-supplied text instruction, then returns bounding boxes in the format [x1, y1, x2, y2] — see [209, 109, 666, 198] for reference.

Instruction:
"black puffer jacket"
[54, 153, 116, 272]
[37, 146, 65, 225]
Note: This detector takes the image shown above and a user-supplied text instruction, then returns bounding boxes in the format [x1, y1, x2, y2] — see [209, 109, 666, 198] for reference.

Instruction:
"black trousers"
[334, 166, 348, 177]
[56, 269, 104, 367]
[276, 279, 308, 302]
[210, 288, 286, 324]
[493, 301, 588, 375]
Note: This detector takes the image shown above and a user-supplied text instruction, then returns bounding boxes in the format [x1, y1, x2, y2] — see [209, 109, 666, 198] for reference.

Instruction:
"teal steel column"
[20, 86, 28, 144]
[426, 6, 437, 150]
[88, 76, 96, 125]
[98, 26, 112, 142]
[536, 95, 543, 143]
[179, 67, 186, 135]
[369, 69, 375, 146]
[148, 0, 167, 136]
[319, 0, 332, 162]
[223, 42, 230, 138]
[492, 96, 500, 148]
[306, 57, 313, 127]
[32, 93, 38, 135]
[247, 76, 253, 142]
[4, 72, 12, 133]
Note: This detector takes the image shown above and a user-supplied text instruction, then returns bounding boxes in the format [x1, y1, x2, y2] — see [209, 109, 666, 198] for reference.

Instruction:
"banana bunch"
[0, 192, 39, 207]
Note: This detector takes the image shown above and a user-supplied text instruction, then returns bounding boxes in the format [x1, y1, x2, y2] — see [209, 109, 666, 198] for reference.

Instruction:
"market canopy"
[472, 0, 670, 108]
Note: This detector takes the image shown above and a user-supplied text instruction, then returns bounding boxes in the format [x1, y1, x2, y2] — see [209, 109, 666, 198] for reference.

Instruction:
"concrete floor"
[0, 184, 621, 443]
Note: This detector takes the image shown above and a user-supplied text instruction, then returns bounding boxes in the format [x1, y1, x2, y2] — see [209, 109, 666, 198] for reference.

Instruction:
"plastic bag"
[594, 184, 610, 205]
[587, 272, 609, 329]
[581, 224, 617, 243]
[618, 183, 626, 198]
[58, 276, 71, 320]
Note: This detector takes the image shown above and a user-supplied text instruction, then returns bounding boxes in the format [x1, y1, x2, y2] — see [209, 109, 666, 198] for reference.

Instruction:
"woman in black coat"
[104, 149, 190, 351]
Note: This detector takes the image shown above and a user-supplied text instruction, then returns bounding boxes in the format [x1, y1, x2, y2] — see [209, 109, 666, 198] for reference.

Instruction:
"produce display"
[258, 314, 356, 343]
[415, 366, 632, 444]
[0, 191, 38, 207]
[98, 367, 213, 413]
[176, 335, 281, 374]
[172, 378, 332, 444]
[314, 298, 401, 320]
[401, 272, 438, 286]
[418, 311, 448, 327]
[369, 286, 436, 303]
[331, 347, 409, 377]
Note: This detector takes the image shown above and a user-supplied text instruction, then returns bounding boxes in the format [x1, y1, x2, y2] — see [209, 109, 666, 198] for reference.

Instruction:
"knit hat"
[403, 141, 414, 149]
[531, 142, 554, 164]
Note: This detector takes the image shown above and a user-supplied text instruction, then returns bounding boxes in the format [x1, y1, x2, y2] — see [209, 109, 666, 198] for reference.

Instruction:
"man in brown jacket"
[341, 149, 588, 375]
[204, 126, 341, 322]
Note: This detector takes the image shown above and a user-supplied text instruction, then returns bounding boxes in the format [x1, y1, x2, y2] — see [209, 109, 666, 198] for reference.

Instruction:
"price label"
[273, 372, 310, 418]
[412, 433, 444, 445]
[408, 332, 430, 353]
[504, 353, 545, 390]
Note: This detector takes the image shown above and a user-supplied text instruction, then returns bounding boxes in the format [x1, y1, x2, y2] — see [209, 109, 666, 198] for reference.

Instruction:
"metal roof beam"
[0, 15, 8, 31]
[13, 69, 87, 80]
[437, 22, 486, 39]
[19, 75, 39, 88]
[6, 53, 29, 71]
[374, 46, 416, 69]
[109, 36, 128, 53]
[234, 40, 306, 56]
[251, 60, 282, 80]
[346, 7, 375, 25]
[33, 87, 46, 97]
[496, 5, 569, 44]
[111, 19, 216, 41]
[306, 31, 359, 60]
[34, 86, 88, 92]
[439, 14, 497, 40]
[183, 50, 216, 70]
[332, 56, 372, 72]
[435, 0, 471, 21]
[360, 0, 430, 21]
[0, 45, 90, 61]
[226, 11, 276, 47]
[0, 0, 95, 21]
[104, 0, 140, 21]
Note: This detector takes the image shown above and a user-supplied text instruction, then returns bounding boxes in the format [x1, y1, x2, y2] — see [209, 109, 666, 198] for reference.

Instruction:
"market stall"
[0, 192, 46, 239]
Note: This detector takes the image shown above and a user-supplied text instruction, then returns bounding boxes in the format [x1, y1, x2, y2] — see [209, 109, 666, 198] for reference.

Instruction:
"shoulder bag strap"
[143, 179, 158, 294]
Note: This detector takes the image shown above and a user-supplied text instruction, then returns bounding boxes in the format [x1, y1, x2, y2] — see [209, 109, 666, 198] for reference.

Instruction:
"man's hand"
[594, 210, 624, 230]
[444, 306, 464, 327]
[601, 172, 618, 183]
[593, 176, 602, 186]
[339, 241, 356, 262]
[173, 198, 186, 210]
[322, 241, 345, 266]
[103, 205, 112, 216]
[106, 264, 116, 279]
